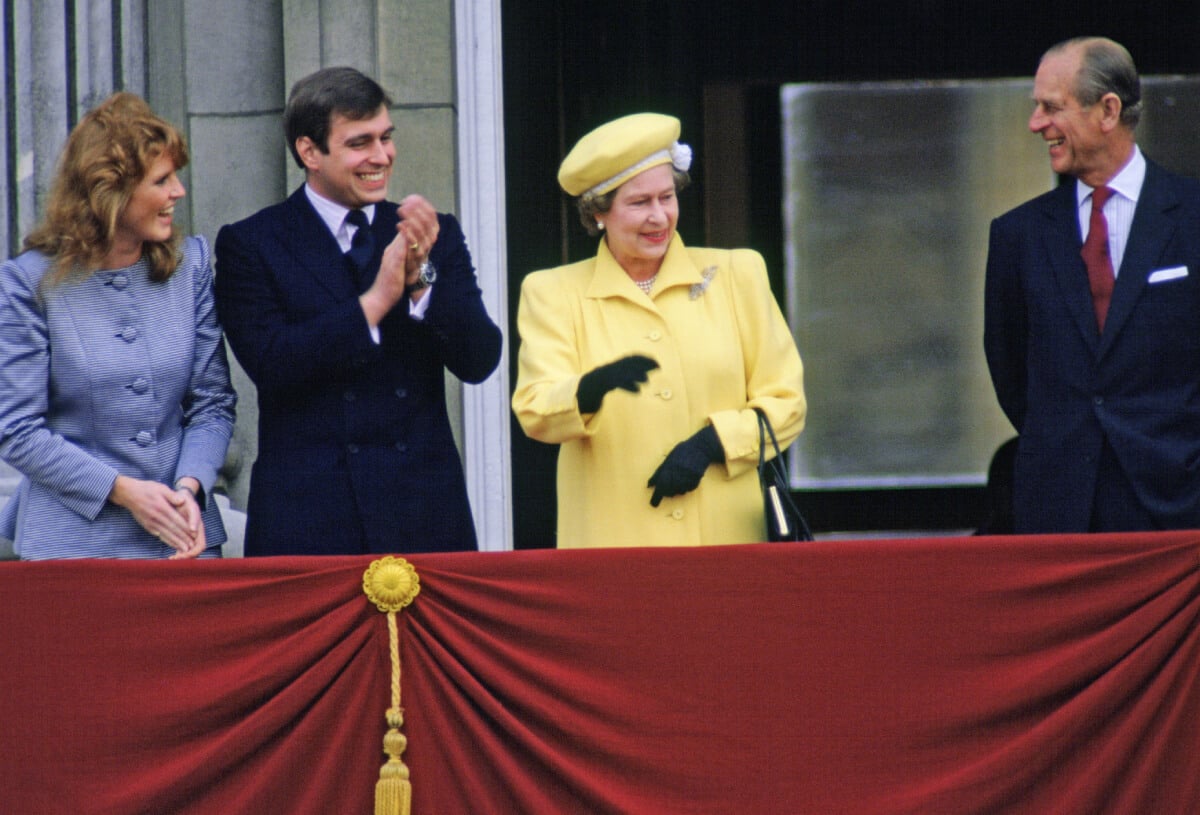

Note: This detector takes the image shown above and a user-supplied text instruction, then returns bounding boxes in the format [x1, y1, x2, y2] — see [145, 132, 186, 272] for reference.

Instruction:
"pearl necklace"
[634, 274, 658, 295]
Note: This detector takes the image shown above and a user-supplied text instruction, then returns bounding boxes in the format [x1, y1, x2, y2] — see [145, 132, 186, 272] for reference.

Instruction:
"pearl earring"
[596, 221, 605, 231]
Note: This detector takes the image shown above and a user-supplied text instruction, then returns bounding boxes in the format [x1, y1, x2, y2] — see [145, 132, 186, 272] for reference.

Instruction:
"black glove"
[647, 425, 724, 507]
[576, 355, 659, 414]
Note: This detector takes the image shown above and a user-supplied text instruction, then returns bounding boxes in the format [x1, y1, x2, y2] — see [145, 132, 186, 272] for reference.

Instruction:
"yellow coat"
[512, 234, 806, 548]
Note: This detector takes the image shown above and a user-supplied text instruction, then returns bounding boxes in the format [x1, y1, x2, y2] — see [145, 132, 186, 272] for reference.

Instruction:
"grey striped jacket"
[0, 235, 236, 559]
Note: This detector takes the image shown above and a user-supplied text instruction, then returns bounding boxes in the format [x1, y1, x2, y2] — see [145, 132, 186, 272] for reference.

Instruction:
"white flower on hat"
[670, 142, 692, 173]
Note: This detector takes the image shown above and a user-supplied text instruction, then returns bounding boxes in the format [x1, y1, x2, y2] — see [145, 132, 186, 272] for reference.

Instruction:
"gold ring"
[410, 242, 420, 252]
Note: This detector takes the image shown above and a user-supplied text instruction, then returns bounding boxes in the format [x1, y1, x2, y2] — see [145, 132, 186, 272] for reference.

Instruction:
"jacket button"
[135, 431, 153, 446]
[660, 389, 673, 400]
[110, 274, 129, 290]
[395, 388, 408, 399]
[347, 444, 360, 454]
[648, 330, 662, 341]
[671, 508, 684, 520]
[118, 326, 138, 342]
[130, 377, 149, 395]
[1093, 396, 1104, 406]
[395, 442, 408, 453]
[343, 390, 357, 402]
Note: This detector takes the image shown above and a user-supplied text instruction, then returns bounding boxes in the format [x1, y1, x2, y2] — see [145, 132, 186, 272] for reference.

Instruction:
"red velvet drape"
[1, 532, 1198, 814]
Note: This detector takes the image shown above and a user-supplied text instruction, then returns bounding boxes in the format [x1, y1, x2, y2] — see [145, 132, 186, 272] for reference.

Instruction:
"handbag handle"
[754, 407, 813, 541]
[755, 407, 784, 470]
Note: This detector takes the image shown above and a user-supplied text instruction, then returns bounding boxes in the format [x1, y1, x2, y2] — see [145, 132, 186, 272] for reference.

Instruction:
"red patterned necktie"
[1080, 186, 1114, 331]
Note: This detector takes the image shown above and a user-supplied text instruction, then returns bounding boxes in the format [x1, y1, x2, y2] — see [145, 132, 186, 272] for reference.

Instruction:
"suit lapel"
[1040, 183, 1102, 352]
[278, 188, 359, 300]
[1098, 161, 1178, 357]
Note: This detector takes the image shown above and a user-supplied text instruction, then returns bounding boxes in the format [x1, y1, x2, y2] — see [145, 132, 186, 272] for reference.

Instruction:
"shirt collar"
[304, 184, 376, 239]
[1076, 144, 1145, 207]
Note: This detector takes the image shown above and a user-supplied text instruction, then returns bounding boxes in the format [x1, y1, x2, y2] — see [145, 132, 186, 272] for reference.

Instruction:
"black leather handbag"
[755, 408, 813, 542]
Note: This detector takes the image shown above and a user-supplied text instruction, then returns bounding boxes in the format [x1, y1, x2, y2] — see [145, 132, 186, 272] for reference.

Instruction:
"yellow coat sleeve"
[700, 248, 806, 479]
[511, 265, 592, 444]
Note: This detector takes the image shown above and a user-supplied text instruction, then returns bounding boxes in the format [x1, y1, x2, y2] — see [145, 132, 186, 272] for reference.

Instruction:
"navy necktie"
[1081, 186, 1114, 331]
[344, 209, 375, 286]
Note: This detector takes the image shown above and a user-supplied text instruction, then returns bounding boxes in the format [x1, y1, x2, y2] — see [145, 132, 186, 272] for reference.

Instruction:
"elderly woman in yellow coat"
[512, 113, 806, 548]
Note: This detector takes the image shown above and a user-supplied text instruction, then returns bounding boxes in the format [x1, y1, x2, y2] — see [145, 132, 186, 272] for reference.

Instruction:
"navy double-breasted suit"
[984, 159, 1200, 533]
[214, 187, 502, 555]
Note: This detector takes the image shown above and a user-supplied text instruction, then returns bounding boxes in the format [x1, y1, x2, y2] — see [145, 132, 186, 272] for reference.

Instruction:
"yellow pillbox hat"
[557, 112, 692, 198]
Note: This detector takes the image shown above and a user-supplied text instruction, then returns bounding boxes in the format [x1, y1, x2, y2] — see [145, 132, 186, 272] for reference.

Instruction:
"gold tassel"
[363, 558, 421, 815]
[375, 706, 412, 815]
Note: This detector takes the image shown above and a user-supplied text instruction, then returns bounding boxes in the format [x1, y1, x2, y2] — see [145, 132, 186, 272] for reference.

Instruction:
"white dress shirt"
[1077, 145, 1145, 278]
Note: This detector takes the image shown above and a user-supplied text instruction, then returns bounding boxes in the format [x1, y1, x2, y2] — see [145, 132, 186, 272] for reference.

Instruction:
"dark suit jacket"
[984, 158, 1200, 533]
[214, 187, 502, 555]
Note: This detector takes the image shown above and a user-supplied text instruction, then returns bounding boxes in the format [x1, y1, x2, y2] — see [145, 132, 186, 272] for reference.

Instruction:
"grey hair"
[1045, 37, 1142, 129]
[573, 168, 691, 237]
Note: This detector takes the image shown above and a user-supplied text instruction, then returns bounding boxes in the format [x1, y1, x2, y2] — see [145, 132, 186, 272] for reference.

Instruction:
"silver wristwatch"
[410, 259, 437, 292]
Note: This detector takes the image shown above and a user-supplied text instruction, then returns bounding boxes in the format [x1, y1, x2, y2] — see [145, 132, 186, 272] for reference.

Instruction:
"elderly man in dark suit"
[985, 37, 1200, 534]
[215, 67, 501, 555]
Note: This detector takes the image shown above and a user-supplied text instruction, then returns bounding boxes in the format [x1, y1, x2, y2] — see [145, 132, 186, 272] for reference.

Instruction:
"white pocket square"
[1148, 265, 1188, 284]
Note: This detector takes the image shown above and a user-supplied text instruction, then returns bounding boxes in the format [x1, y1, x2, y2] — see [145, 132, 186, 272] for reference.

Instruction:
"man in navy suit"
[215, 67, 501, 555]
[985, 37, 1200, 534]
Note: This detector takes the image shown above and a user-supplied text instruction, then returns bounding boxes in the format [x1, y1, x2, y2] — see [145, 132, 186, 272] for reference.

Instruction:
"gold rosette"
[363, 557, 421, 815]
[363, 556, 421, 612]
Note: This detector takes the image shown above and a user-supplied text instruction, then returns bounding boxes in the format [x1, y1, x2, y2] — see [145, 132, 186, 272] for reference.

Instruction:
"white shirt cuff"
[408, 286, 433, 320]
